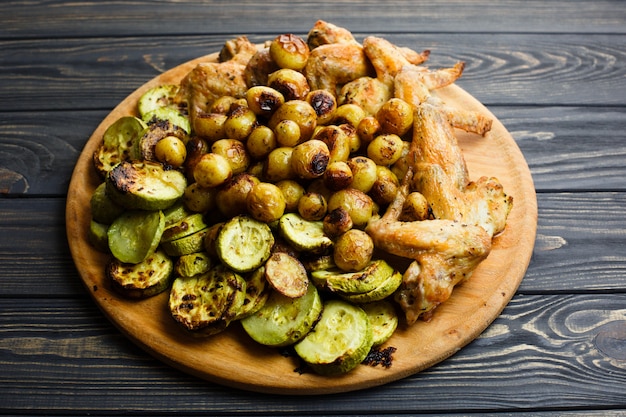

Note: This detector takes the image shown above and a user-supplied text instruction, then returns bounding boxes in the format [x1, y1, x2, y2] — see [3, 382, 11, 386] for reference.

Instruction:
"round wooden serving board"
[66, 50, 537, 395]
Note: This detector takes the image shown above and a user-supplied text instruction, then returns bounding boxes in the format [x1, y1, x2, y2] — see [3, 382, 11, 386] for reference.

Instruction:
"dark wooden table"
[2, 1, 626, 415]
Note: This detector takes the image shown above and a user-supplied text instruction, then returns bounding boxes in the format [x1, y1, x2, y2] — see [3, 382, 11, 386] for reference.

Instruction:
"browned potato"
[333, 103, 366, 128]
[323, 160, 353, 191]
[269, 99, 318, 141]
[298, 192, 328, 221]
[182, 182, 217, 213]
[264, 252, 309, 298]
[273, 119, 301, 147]
[244, 48, 280, 87]
[369, 165, 400, 206]
[376, 97, 414, 137]
[347, 156, 377, 193]
[246, 86, 285, 117]
[223, 105, 257, 141]
[312, 125, 351, 163]
[357, 115, 381, 145]
[400, 191, 432, 221]
[327, 188, 374, 228]
[154, 135, 187, 168]
[267, 69, 311, 101]
[264, 147, 294, 182]
[269, 34, 310, 71]
[210, 96, 244, 115]
[322, 207, 353, 237]
[216, 173, 260, 217]
[276, 179, 306, 213]
[246, 182, 286, 223]
[193, 152, 233, 188]
[367, 133, 404, 166]
[183, 137, 209, 182]
[333, 229, 374, 272]
[211, 138, 251, 175]
[193, 112, 227, 143]
[246, 125, 277, 160]
[306, 89, 337, 125]
[291, 139, 330, 180]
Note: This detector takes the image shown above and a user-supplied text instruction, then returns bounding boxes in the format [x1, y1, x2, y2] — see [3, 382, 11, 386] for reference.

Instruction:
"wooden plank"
[2, 105, 624, 197]
[1, 0, 624, 39]
[1, 294, 625, 413]
[1, 192, 625, 296]
[1, 33, 625, 112]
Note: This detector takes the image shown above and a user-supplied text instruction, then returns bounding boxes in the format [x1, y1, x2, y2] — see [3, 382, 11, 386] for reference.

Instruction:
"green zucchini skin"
[107, 249, 174, 299]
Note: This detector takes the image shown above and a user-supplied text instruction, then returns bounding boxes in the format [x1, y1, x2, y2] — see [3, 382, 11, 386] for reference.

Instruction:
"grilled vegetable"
[105, 160, 187, 211]
[142, 106, 191, 134]
[294, 299, 373, 375]
[137, 84, 180, 117]
[107, 248, 173, 298]
[90, 182, 124, 225]
[264, 252, 309, 298]
[361, 300, 398, 347]
[93, 116, 146, 177]
[107, 209, 165, 264]
[169, 264, 246, 336]
[137, 119, 189, 162]
[161, 228, 209, 257]
[241, 283, 322, 347]
[161, 213, 208, 242]
[310, 259, 394, 295]
[174, 251, 212, 278]
[216, 215, 274, 273]
[339, 270, 402, 304]
[235, 266, 271, 320]
[88, 220, 109, 253]
[278, 212, 333, 253]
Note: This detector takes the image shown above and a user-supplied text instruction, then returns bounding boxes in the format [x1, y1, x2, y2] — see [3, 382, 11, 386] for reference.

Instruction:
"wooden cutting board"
[66, 49, 537, 395]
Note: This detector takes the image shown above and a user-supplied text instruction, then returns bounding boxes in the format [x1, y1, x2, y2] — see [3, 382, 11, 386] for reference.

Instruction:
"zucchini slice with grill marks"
[278, 213, 333, 254]
[107, 209, 165, 264]
[310, 259, 394, 295]
[169, 264, 246, 336]
[235, 266, 271, 320]
[174, 251, 212, 278]
[241, 283, 322, 347]
[138, 84, 180, 117]
[216, 215, 274, 273]
[361, 300, 398, 347]
[105, 160, 187, 211]
[107, 248, 173, 298]
[294, 299, 373, 375]
[338, 270, 403, 304]
[93, 116, 146, 178]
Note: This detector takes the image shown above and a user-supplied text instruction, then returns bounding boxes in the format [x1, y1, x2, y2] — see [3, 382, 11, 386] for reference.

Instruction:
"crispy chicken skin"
[366, 103, 512, 323]
[307, 20, 358, 48]
[304, 42, 374, 94]
[176, 36, 257, 120]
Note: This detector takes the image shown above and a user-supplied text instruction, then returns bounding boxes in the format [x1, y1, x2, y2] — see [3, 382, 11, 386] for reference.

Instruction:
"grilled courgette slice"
[235, 266, 271, 320]
[105, 160, 187, 211]
[174, 251, 212, 278]
[169, 264, 246, 336]
[339, 271, 402, 304]
[137, 84, 180, 117]
[107, 209, 165, 264]
[93, 116, 146, 178]
[278, 213, 333, 254]
[294, 299, 373, 375]
[216, 215, 274, 273]
[161, 228, 209, 257]
[241, 283, 322, 347]
[143, 107, 191, 135]
[310, 259, 394, 295]
[107, 248, 173, 298]
[361, 300, 398, 347]
[90, 182, 124, 225]
[161, 213, 208, 242]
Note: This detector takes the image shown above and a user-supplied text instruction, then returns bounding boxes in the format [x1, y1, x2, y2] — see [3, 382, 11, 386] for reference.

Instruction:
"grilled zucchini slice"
[142, 106, 191, 135]
[161, 228, 209, 257]
[294, 299, 373, 375]
[90, 182, 124, 225]
[339, 270, 402, 304]
[138, 84, 180, 117]
[310, 259, 394, 295]
[105, 160, 187, 211]
[216, 215, 274, 273]
[169, 264, 246, 336]
[235, 266, 271, 320]
[93, 116, 146, 178]
[107, 248, 173, 298]
[88, 219, 110, 253]
[161, 213, 208, 242]
[107, 209, 165, 264]
[278, 213, 333, 254]
[174, 251, 212, 278]
[361, 300, 398, 347]
[241, 283, 322, 347]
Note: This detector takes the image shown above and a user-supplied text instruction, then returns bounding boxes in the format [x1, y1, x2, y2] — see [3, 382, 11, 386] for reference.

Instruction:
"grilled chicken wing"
[366, 103, 512, 323]
[307, 20, 358, 48]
